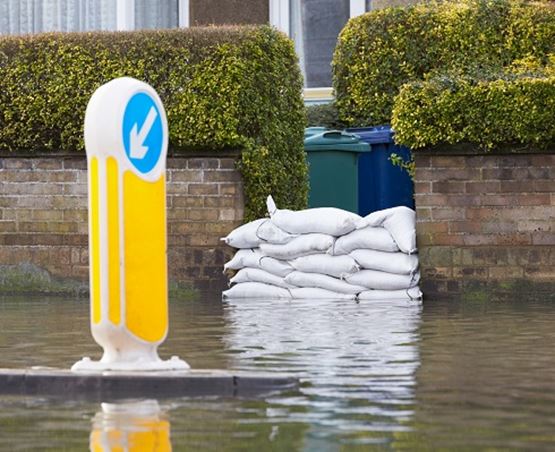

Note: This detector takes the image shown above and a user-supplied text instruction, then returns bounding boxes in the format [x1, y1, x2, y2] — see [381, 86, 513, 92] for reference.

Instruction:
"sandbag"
[256, 219, 298, 244]
[331, 226, 399, 255]
[260, 233, 334, 260]
[223, 249, 261, 271]
[267, 195, 361, 236]
[350, 249, 419, 275]
[230, 268, 295, 289]
[222, 218, 297, 249]
[356, 206, 417, 254]
[344, 269, 420, 290]
[222, 282, 291, 299]
[259, 256, 294, 277]
[290, 254, 359, 278]
[357, 287, 423, 301]
[224, 249, 293, 277]
[285, 271, 366, 294]
[221, 219, 266, 249]
[290, 287, 356, 300]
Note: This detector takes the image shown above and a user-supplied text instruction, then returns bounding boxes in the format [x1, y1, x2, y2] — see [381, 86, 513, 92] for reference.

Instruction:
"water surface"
[0, 294, 554, 450]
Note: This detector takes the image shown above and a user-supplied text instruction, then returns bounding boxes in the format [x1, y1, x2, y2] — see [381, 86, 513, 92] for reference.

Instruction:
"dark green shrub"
[305, 102, 347, 129]
[0, 26, 308, 220]
[333, 0, 555, 126]
[392, 63, 555, 150]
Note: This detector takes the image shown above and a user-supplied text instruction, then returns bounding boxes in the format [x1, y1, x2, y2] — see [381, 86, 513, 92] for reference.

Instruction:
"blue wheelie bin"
[345, 125, 415, 216]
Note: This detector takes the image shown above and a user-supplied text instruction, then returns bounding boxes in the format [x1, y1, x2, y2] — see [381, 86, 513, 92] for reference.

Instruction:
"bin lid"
[305, 127, 328, 139]
[345, 125, 395, 144]
[304, 130, 371, 152]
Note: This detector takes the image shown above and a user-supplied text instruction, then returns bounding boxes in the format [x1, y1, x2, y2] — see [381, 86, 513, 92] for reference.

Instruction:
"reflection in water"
[90, 400, 170, 451]
[5, 297, 555, 449]
[223, 299, 422, 446]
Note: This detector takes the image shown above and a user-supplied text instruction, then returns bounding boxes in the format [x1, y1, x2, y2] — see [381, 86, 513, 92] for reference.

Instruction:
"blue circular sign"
[122, 92, 164, 174]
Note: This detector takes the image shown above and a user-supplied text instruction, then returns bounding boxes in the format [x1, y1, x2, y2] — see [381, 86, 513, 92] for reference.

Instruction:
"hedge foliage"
[333, 0, 555, 127]
[305, 103, 346, 129]
[392, 59, 555, 150]
[0, 26, 308, 220]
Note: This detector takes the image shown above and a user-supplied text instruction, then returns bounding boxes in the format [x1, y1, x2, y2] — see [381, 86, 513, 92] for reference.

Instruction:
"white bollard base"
[71, 355, 190, 372]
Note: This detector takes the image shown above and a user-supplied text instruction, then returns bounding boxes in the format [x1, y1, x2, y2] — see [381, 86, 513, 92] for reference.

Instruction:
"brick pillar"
[166, 156, 244, 290]
[413, 151, 555, 299]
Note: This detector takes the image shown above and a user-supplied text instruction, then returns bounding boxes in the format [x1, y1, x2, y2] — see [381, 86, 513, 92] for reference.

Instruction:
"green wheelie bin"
[304, 130, 371, 214]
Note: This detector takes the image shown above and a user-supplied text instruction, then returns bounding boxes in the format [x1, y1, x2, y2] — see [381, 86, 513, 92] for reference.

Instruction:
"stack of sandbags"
[334, 207, 421, 301]
[222, 196, 421, 301]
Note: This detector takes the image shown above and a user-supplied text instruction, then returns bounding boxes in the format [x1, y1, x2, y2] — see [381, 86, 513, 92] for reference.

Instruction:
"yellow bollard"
[90, 400, 171, 451]
[72, 77, 188, 371]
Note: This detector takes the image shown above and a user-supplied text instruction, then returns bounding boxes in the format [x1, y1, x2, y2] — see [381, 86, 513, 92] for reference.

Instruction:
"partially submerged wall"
[414, 151, 555, 299]
[0, 155, 243, 292]
[3, 151, 554, 298]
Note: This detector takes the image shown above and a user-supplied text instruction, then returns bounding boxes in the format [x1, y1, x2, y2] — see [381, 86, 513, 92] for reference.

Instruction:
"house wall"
[189, 0, 269, 25]
[414, 152, 555, 298]
[0, 155, 243, 291]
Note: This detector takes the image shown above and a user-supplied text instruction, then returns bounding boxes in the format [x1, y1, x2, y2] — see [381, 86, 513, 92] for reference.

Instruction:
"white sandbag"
[224, 249, 293, 277]
[260, 233, 334, 260]
[222, 218, 298, 249]
[267, 195, 361, 236]
[290, 287, 357, 300]
[222, 282, 291, 299]
[356, 206, 417, 254]
[221, 219, 266, 249]
[332, 226, 399, 255]
[259, 256, 294, 277]
[256, 219, 298, 244]
[350, 249, 419, 275]
[357, 287, 423, 301]
[230, 268, 295, 289]
[290, 254, 359, 278]
[344, 270, 420, 290]
[223, 249, 261, 271]
[285, 271, 366, 294]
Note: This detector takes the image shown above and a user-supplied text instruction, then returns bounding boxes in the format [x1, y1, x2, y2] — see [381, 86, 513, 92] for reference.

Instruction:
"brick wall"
[0, 155, 243, 291]
[414, 152, 555, 297]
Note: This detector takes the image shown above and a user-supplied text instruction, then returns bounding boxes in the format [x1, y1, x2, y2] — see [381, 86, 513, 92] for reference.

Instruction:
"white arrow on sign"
[129, 106, 158, 159]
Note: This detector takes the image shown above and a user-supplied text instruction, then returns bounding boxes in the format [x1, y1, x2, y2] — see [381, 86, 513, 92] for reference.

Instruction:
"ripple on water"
[1, 295, 555, 450]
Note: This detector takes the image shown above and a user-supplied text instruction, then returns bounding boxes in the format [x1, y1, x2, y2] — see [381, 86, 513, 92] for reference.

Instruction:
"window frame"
[116, 0, 189, 31]
[269, 0, 366, 91]
[269, 0, 290, 34]
[269, 0, 365, 35]
[119, 0, 366, 35]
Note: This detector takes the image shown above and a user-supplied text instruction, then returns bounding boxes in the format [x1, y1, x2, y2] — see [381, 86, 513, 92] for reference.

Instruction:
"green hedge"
[305, 103, 346, 129]
[333, 0, 555, 126]
[306, 72, 555, 152]
[0, 26, 308, 220]
[392, 63, 555, 150]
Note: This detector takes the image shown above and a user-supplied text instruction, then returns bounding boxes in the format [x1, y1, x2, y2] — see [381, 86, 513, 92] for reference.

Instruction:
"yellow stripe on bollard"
[73, 76, 188, 371]
[107, 157, 121, 326]
[123, 171, 168, 343]
[91, 157, 101, 325]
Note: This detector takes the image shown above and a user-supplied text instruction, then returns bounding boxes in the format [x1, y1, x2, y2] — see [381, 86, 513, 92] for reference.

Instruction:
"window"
[271, 0, 366, 88]
[0, 0, 116, 35]
[0, 0, 190, 35]
[118, 0, 189, 31]
[135, 0, 179, 30]
[291, 0, 349, 88]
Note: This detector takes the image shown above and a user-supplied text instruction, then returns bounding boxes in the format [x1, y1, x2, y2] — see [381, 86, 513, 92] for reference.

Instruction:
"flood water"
[0, 294, 554, 450]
